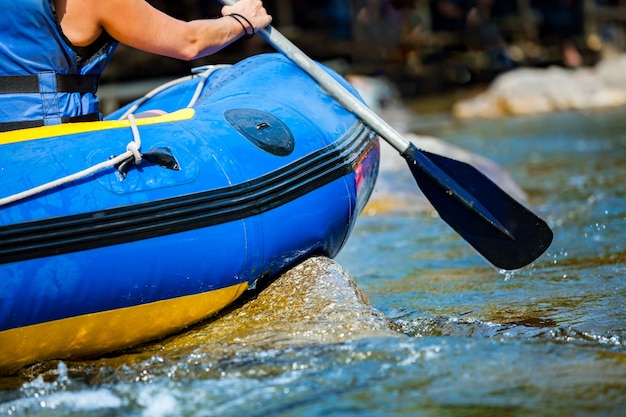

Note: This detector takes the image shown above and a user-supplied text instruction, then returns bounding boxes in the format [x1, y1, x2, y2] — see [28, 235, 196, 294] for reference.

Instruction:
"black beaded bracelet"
[228, 13, 254, 39]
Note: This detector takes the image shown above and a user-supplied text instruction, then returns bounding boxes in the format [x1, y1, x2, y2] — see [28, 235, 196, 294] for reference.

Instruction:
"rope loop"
[126, 114, 142, 165]
[126, 141, 142, 165]
[0, 114, 145, 207]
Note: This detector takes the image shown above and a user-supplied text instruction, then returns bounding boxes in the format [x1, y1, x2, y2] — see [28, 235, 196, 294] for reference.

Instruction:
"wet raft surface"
[1, 107, 625, 416]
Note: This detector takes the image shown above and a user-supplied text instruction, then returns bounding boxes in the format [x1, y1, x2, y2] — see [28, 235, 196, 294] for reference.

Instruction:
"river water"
[1, 105, 625, 416]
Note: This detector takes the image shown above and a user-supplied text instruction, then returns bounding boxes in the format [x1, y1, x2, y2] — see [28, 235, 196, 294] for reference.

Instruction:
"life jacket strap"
[0, 112, 101, 132]
[0, 74, 99, 94]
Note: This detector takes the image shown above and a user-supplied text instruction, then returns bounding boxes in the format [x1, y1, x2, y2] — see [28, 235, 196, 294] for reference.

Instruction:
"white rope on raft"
[0, 114, 142, 208]
[117, 64, 228, 120]
[0, 64, 228, 208]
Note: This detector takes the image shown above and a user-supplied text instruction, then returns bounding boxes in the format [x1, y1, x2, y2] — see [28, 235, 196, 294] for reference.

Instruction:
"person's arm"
[57, 0, 272, 61]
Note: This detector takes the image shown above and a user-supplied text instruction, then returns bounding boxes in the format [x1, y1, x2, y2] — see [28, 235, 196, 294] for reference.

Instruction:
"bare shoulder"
[53, 0, 102, 47]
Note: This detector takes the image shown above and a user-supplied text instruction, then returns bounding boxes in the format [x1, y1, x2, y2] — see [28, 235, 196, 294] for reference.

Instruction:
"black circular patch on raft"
[224, 108, 295, 156]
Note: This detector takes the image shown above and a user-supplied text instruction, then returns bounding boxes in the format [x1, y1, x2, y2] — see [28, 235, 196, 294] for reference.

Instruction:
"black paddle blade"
[401, 143, 553, 270]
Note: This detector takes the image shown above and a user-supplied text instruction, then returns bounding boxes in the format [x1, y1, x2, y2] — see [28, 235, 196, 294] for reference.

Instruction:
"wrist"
[227, 13, 254, 39]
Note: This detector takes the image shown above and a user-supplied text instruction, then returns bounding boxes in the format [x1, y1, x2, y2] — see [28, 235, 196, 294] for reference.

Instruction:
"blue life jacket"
[0, 0, 118, 132]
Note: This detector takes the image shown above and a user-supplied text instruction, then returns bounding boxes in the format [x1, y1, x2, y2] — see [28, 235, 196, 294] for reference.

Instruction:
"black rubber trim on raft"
[0, 123, 376, 264]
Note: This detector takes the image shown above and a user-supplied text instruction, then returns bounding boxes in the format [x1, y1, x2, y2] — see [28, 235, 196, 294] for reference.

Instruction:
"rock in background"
[453, 54, 626, 119]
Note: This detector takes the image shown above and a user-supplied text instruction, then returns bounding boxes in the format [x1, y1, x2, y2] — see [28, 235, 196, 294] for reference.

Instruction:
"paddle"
[219, 0, 553, 270]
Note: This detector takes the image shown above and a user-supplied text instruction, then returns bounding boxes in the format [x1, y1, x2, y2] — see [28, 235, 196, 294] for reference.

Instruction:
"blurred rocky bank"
[452, 53, 626, 119]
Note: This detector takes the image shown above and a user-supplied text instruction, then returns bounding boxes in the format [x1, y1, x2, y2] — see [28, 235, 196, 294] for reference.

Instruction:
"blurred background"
[102, 0, 626, 104]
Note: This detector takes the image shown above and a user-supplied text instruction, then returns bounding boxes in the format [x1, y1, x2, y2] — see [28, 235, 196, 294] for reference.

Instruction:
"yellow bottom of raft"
[0, 282, 247, 374]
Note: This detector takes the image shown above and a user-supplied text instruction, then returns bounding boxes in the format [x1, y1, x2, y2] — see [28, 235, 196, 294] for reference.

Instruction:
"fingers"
[221, 0, 272, 31]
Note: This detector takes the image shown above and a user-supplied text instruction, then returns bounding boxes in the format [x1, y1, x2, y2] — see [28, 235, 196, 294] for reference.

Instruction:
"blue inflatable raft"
[0, 54, 379, 373]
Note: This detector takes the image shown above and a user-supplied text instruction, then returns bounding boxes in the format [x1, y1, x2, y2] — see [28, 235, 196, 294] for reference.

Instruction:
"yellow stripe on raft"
[0, 281, 247, 374]
[0, 108, 195, 145]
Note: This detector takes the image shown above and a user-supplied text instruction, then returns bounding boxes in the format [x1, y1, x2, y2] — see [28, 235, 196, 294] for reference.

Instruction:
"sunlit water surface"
[1, 107, 625, 416]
